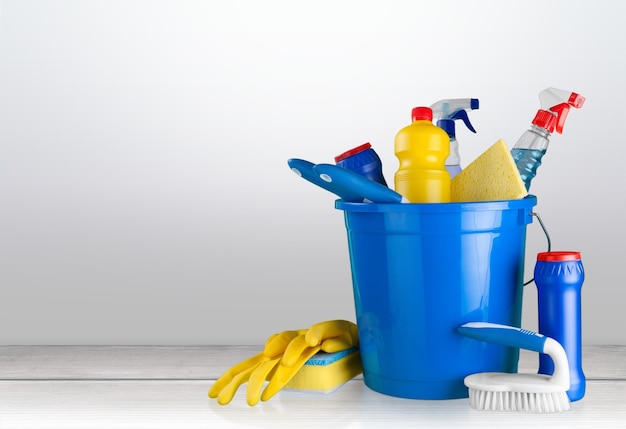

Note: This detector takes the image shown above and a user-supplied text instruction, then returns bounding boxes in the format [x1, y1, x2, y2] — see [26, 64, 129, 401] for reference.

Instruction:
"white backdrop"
[1, 0, 624, 345]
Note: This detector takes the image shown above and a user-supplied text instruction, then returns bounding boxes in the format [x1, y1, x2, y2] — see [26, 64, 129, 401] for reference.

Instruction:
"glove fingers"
[281, 334, 309, 367]
[217, 362, 261, 405]
[209, 352, 265, 398]
[322, 322, 359, 351]
[210, 322, 359, 404]
[320, 337, 354, 353]
[261, 345, 322, 402]
[246, 357, 280, 406]
[305, 320, 357, 347]
[263, 330, 302, 358]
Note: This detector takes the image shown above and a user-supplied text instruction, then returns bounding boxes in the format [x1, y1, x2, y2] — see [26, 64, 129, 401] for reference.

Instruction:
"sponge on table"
[451, 139, 528, 202]
[284, 347, 362, 393]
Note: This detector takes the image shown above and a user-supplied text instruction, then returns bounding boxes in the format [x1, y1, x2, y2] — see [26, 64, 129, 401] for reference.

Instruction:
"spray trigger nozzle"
[538, 88, 586, 134]
[548, 103, 570, 134]
[436, 109, 477, 139]
[450, 110, 477, 133]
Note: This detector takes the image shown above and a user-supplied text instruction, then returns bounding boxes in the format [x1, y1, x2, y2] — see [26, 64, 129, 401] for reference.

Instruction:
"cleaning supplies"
[535, 251, 586, 402]
[458, 322, 571, 413]
[209, 320, 359, 406]
[431, 98, 479, 178]
[450, 139, 527, 202]
[335, 142, 388, 186]
[394, 106, 451, 203]
[511, 87, 585, 190]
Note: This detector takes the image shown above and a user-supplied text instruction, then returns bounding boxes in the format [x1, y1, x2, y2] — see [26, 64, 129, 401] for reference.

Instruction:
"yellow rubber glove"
[307, 319, 359, 352]
[260, 344, 322, 401]
[208, 329, 304, 405]
[209, 320, 359, 405]
[281, 320, 359, 366]
[260, 320, 359, 402]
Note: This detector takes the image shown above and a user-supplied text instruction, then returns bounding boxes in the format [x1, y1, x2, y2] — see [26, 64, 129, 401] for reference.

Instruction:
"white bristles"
[468, 388, 571, 413]
[463, 335, 572, 413]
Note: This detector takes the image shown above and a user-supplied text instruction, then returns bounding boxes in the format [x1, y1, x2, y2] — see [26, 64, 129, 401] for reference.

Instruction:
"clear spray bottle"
[511, 88, 585, 190]
[430, 98, 479, 178]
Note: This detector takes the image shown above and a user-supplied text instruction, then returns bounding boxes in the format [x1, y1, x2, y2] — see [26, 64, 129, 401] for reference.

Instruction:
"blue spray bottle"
[431, 98, 479, 178]
[511, 88, 585, 190]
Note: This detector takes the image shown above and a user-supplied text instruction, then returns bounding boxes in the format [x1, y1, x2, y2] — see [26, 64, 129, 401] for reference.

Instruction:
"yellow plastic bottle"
[394, 106, 451, 203]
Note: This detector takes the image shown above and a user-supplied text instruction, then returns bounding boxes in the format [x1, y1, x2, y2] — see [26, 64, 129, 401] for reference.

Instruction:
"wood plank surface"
[1, 346, 624, 380]
[1, 346, 625, 428]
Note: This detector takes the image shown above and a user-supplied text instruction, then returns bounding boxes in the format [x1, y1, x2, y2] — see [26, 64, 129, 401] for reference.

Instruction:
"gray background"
[1, 0, 624, 345]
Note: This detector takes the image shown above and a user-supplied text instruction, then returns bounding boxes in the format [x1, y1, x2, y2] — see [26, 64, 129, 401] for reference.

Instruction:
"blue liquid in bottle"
[510, 111, 554, 191]
[511, 148, 546, 191]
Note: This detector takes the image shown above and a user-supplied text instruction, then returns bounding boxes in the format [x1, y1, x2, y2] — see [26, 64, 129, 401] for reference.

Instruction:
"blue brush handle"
[288, 158, 363, 202]
[458, 322, 548, 354]
[313, 163, 408, 204]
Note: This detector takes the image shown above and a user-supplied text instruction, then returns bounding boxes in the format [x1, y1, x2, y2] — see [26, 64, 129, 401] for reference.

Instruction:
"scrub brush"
[458, 322, 570, 413]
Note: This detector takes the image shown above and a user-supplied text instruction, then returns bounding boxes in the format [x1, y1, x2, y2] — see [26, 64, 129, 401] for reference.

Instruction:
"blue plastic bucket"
[336, 195, 537, 399]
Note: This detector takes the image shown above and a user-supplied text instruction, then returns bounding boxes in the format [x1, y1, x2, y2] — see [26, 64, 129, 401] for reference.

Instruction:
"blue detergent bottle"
[511, 88, 585, 190]
[534, 251, 586, 402]
[335, 142, 388, 186]
[430, 98, 479, 178]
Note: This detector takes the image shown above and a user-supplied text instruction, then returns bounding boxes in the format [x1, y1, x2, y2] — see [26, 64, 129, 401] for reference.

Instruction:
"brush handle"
[288, 158, 363, 202]
[459, 322, 571, 388]
[314, 163, 409, 204]
[458, 322, 548, 354]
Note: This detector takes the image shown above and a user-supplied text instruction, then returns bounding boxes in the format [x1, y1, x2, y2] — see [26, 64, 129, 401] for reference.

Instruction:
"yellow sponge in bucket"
[284, 347, 362, 393]
[451, 139, 528, 202]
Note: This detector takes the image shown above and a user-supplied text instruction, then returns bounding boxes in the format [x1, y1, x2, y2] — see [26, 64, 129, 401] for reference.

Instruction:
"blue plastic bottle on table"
[534, 251, 586, 402]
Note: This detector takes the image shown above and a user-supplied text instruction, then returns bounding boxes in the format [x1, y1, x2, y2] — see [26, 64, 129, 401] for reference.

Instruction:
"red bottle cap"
[334, 142, 372, 162]
[412, 107, 433, 122]
[537, 251, 581, 262]
[531, 110, 557, 133]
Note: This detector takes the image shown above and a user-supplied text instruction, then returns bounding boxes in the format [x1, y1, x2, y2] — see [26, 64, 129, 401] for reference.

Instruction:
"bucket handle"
[524, 212, 552, 286]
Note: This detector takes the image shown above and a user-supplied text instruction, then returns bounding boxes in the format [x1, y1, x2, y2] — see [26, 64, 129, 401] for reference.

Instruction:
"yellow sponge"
[451, 139, 528, 202]
[284, 347, 362, 393]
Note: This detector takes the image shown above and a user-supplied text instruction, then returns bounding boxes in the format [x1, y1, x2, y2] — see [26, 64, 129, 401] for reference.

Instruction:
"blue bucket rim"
[335, 195, 537, 213]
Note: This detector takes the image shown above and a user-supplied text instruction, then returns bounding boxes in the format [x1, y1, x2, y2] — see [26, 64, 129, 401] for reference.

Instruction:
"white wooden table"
[1, 345, 625, 428]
